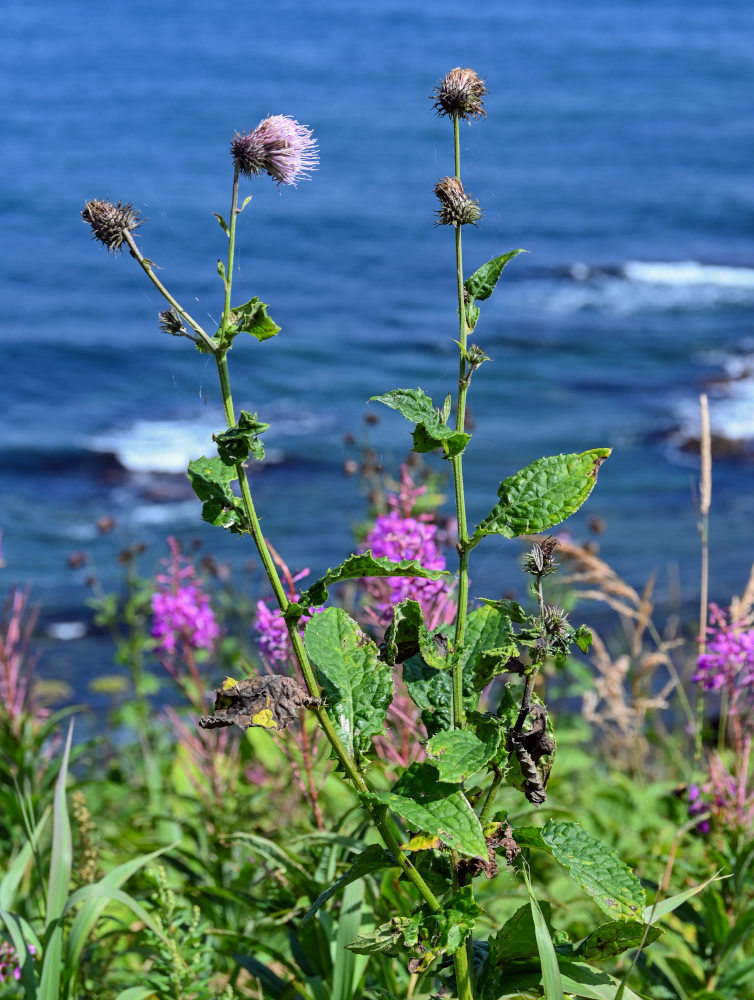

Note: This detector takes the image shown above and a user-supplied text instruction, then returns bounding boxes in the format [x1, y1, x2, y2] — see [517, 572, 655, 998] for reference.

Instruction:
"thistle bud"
[230, 115, 318, 187]
[159, 308, 185, 337]
[81, 199, 143, 253]
[434, 177, 482, 227]
[431, 67, 487, 121]
[522, 536, 559, 577]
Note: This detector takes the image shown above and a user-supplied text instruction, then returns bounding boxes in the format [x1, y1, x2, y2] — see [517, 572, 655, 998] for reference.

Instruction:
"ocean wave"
[521, 260, 754, 316]
[670, 351, 754, 453]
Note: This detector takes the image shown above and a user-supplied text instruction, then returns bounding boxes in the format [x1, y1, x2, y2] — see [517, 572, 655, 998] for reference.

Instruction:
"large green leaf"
[370, 388, 470, 458]
[515, 820, 645, 921]
[559, 962, 646, 1000]
[304, 608, 393, 762]
[295, 552, 449, 612]
[187, 455, 246, 532]
[471, 449, 611, 544]
[426, 725, 501, 783]
[476, 902, 550, 1000]
[372, 762, 487, 858]
[465, 250, 526, 302]
[213, 410, 269, 464]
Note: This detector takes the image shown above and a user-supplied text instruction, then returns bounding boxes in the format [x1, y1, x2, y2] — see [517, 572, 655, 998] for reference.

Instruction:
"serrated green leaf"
[213, 410, 269, 465]
[575, 919, 661, 961]
[517, 820, 645, 921]
[465, 250, 526, 302]
[426, 724, 500, 783]
[302, 844, 396, 923]
[304, 608, 393, 763]
[227, 296, 280, 343]
[371, 388, 470, 458]
[574, 625, 593, 653]
[187, 455, 246, 533]
[472, 449, 611, 544]
[347, 916, 414, 956]
[467, 607, 519, 692]
[406, 886, 483, 973]
[296, 551, 449, 612]
[373, 762, 487, 858]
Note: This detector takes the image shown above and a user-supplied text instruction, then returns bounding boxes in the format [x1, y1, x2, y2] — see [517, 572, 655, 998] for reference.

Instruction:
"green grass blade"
[63, 843, 175, 994]
[63, 883, 169, 940]
[115, 989, 159, 1000]
[0, 807, 49, 910]
[46, 720, 74, 928]
[522, 866, 563, 1000]
[644, 872, 725, 925]
[332, 878, 367, 1000]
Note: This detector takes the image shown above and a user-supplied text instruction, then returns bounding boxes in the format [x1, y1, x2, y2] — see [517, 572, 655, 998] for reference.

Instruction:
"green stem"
[450, 113, 470, 730]
[221, 166, 241, 336]
[122, 230, 216, 353]
[212, 349, 443, 913]
[479, 767, 504, 826]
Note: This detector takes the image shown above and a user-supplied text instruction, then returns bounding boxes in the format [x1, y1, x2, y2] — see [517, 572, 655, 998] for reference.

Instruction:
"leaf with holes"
[187, 456, 246, 533]
[213, 410, 269, 465]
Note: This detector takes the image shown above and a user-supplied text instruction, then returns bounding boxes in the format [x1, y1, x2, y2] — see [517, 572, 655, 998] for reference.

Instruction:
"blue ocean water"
[2, 0, 754, 690]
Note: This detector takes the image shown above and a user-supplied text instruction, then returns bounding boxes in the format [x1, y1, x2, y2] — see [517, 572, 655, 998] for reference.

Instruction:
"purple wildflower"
[253, 595, 321, 663]
[688, 784, 711, 835]
[693, 603, 754, 693]
[0, 940, 35, 983]
[151, 538, 219, 655]
[360, 473, 448, 626]
[230, 115, 319, 187]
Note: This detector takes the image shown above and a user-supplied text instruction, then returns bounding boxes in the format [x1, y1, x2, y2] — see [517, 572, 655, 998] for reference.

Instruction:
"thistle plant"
[82, 80, 688, 999]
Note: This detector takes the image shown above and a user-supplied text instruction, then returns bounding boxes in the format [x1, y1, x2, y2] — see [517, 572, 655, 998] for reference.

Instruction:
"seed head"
[434, 176, 482, 227]
[81, 199, 143, 253]
[522, 537, 560, 577]
[432, 67, 487, 121]
[230, 115, 319, 187]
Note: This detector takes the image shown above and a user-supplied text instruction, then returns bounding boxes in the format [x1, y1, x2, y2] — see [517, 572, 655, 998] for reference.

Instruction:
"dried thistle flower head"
[230, 115, 319, 187]
[81, 199, 143, 253]
[432, 67, 487, 121]
[158, 308, 185, 337]
[434, 176, 482, 227]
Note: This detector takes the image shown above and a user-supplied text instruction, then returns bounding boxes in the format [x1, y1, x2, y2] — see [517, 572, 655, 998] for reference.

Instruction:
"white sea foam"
[526, 260, 754, 315]
[673, 352, 754, 445]
[89, 418, 218, 473]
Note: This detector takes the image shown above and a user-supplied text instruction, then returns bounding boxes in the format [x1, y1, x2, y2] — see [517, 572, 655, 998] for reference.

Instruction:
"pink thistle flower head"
[230, 115, 319, 187]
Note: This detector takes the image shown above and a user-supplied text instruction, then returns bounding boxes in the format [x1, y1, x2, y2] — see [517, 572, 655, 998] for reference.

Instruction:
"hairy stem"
[221, 166, 241, 337]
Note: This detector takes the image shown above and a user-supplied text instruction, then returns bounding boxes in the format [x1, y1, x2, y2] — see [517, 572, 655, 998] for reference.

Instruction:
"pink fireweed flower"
[230, 115, 319, 187]
[152, 538, 219, 655]
[694, 603, 754, 694]
[0, 940, 35, 982]
[253, 595, 321, 662]
[359, 467, 449, 626]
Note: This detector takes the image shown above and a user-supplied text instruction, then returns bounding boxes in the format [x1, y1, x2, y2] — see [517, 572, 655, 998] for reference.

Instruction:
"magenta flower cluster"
[693, 603, 754, 693]
[0, 940, 34, 983]
[152, 537, 219, 655]
[361, 497, 447, 625]
[253, 596, 321, 663]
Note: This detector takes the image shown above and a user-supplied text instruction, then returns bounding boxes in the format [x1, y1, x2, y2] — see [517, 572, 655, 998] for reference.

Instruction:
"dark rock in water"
[677, 433, 754, 460]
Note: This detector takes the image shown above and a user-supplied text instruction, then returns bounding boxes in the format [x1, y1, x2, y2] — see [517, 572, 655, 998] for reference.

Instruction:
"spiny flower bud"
[522, 536, 559, 577]
[230, 115, 319, 187]
[432, 67, 487, 121]
[434, 177, 482, 227]
[158, 308, 185, 337]
[81, 199, 143, 253]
